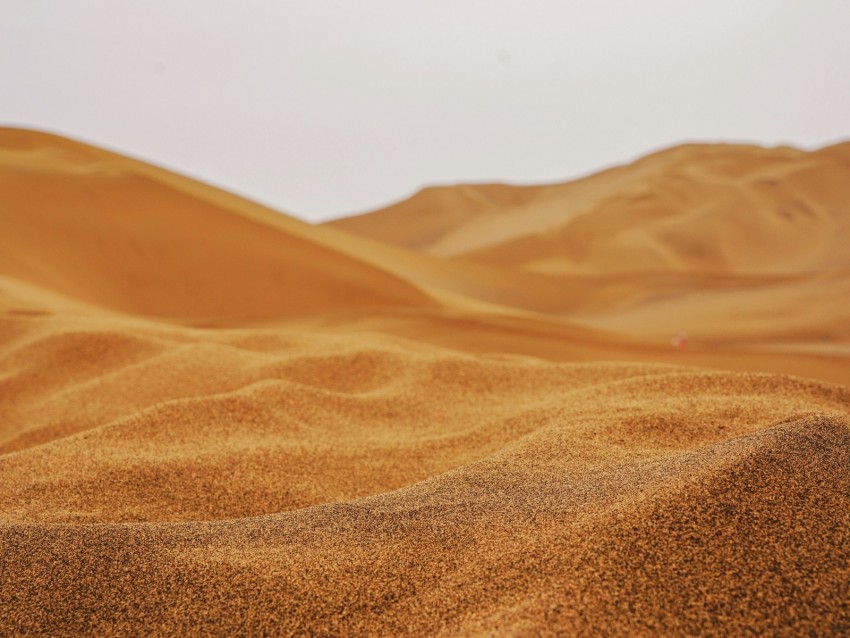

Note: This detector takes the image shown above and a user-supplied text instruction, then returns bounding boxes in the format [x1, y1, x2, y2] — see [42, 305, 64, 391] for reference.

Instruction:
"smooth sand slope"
[2, 129, 849, 635]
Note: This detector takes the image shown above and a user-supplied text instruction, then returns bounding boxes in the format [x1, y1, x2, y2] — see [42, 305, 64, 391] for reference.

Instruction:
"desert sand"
[1, 128, 849, 635]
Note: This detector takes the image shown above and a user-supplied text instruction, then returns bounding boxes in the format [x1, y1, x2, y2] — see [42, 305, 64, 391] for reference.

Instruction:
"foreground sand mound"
[2, 331, 849, 634]
[2, 129, 850, 635]
[2, 295, 849, 635]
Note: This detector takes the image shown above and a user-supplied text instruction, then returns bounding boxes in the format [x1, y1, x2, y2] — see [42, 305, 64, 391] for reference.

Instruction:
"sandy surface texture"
[2, 129, 849, 635]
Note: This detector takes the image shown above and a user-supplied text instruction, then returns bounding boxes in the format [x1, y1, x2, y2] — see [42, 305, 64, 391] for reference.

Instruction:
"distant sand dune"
[331, 140, 850, 367]
[2, 128, 849, 635]
[332, 142, 850, 274]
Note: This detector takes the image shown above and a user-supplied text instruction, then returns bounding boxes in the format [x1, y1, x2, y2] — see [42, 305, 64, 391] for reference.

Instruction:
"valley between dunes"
[1, 128, 849, 635]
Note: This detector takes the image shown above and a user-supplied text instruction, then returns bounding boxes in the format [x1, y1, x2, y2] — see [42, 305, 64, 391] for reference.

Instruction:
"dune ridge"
[331, 142, 850, 273]
[2, 128, 849, 635]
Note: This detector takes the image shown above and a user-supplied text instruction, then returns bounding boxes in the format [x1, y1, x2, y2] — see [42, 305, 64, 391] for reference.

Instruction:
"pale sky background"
[3, 1, 849, 222]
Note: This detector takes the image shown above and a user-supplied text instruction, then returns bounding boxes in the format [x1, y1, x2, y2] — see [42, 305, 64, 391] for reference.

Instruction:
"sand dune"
[332, 141, 850, 367]
[2, 128, 850, 635]
[332, 142, 850, 274]
[0, 129, 432, 319]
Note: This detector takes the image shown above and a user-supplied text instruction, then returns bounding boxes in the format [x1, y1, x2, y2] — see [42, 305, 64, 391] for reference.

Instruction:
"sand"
[2, 128, 849, 636]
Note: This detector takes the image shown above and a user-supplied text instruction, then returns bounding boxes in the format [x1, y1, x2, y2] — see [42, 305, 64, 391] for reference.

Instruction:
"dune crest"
[332, 142, 850, 274]
[2, 129, 849, 635]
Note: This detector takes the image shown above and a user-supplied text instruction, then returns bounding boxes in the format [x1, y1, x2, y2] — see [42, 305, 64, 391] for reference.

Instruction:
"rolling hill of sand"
[2, 128, 849, 635]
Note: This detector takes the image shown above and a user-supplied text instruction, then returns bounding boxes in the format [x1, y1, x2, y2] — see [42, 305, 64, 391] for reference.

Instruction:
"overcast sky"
[3, 1, 849, 222]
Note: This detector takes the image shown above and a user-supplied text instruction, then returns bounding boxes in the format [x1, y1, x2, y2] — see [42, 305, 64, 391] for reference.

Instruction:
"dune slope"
[2, 129, 850, 636]
[0, 129, 432, 319]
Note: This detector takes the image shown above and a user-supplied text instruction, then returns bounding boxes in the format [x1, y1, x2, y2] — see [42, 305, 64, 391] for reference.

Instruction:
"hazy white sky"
[3, 1, 849, 221]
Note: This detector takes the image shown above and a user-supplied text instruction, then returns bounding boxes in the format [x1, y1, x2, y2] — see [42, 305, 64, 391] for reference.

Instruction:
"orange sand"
[2, 129, 849, 635]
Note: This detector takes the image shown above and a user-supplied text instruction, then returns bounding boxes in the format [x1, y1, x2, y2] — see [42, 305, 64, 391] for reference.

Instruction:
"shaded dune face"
[2, 128, 850, 636]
